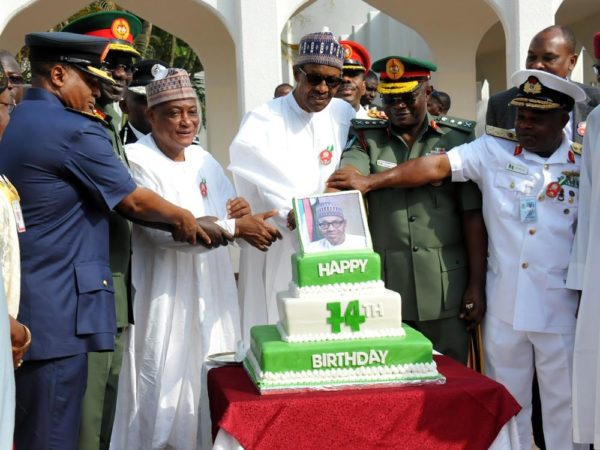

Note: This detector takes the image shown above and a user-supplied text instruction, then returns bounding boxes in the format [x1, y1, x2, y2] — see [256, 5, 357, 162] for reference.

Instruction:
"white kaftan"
[110, 134, 241, 450]
[228, 94, 355, 344]
[567, 105, 600, 446]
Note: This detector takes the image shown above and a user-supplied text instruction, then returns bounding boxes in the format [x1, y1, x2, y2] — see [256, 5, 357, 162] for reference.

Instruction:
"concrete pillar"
[234, 0, 284, 116]
[485, 0, 565, 86]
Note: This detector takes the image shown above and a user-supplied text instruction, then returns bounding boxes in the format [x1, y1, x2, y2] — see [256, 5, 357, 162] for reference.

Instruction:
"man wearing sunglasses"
[330, 55, 486, 365]
[0, 50, 25, 104]
[229, 30, 355, 345]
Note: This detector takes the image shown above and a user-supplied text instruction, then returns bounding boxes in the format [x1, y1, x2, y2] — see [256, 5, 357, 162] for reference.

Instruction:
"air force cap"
[510, 69, 586, 112]
[26, 32, 115, 84]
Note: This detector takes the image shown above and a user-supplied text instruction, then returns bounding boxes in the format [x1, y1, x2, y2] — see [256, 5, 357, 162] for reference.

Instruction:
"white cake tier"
[276, 285, 403, 343]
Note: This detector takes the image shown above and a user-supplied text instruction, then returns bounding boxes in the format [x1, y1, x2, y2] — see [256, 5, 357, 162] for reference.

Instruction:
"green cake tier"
[245, 324, 443, 392]
[292, 250, 381, 287]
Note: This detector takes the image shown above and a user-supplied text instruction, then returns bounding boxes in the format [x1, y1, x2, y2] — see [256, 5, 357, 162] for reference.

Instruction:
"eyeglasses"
[8, 75, 24, 86]
[382, 85, 424, 106]
[593, 64, 600, 77]
[318, 220, 345, 230]
[298, 67, 343, 88]
[0, 101, 15, 114]
[102, 62, 133, 74]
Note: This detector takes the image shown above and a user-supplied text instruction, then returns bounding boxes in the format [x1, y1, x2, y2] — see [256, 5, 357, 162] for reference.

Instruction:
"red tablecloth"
[208, 355, 520, 450]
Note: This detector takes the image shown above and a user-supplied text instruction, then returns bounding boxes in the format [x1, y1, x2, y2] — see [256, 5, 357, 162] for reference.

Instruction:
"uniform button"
[538, 195, 545, 201]
[544, 164, 549, 170]
[102, 279, 108, 287]
[564, 208, 570, 215]
[521, 262, 529, 269]
[412, 246, 419, 252]
[409, 215, 417, 222]
[510, 182, 516, 189]
[529, 228, 536, 235]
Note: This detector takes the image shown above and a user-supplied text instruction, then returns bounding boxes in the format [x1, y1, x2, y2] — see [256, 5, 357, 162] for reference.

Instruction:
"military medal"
[319, 145, 334, 165]
[199, 178, 208, 197]
[514, 145, 523, 156]
[546, 181, 564, 198]
[577, 121, 586, 137]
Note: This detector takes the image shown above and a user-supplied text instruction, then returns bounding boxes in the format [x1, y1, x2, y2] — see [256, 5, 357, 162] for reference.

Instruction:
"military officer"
[0, 31, 212, 449]
[62, 11, 145, 450]
[336, 40, 371, 118]
[329, 69, 586, 450]
[329, 56, 487, 363]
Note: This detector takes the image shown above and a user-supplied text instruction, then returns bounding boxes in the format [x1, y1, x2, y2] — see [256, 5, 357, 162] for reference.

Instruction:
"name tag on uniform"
[506, 162, 528, 175]
[519, 196, 537, 223]
[377, 160, 396, 169]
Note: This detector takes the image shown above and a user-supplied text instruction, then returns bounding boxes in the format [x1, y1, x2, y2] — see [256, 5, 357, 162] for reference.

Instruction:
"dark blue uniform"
[0, 88, 136, 449]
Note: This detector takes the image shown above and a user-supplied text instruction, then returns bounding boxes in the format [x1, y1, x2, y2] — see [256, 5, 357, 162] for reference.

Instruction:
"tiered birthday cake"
[244, 192, 444, 393]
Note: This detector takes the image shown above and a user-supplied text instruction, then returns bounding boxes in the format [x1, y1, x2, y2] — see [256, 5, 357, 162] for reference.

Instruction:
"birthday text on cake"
[312, 349, 389, 368]
[318, 259, 368, 277]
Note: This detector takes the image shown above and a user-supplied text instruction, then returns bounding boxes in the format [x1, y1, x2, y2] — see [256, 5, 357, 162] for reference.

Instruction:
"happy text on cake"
[318, 259, 368, 277]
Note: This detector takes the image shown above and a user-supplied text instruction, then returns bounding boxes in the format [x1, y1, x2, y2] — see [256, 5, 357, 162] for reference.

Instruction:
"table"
[208, 355, 521, 450]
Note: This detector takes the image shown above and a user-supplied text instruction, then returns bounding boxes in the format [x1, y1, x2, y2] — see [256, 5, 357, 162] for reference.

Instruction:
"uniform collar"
[24, 87, 66, 106]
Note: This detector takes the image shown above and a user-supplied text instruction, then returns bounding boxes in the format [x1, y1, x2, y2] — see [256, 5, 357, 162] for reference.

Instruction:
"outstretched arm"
[327, 154, 452, 194]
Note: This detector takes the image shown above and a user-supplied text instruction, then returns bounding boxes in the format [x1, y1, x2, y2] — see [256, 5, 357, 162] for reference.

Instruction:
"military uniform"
[62, 11, 142, 450]
[341, 114, 480, 362]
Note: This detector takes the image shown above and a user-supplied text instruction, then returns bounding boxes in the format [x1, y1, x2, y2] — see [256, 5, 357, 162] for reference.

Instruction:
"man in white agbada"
[229, 30, 355, 343]
[305, 201, 366, 252]
[110, 68, 280, 450]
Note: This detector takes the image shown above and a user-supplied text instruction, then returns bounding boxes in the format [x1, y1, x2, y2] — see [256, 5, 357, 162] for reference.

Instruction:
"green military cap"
[371, 56, 437, 95]
[61, 11, 141, 57]
[26, 32, 115, 84]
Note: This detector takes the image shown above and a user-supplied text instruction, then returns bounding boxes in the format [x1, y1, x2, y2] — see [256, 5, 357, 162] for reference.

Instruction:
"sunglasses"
[298, 67, 343, 88]
[382, 85, 425, 106]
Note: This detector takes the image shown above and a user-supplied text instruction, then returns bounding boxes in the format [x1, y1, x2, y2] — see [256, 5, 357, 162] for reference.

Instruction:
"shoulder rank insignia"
[367, 107, 387, 120]
[351, 118, 388, 129]
[436, 115, 476, 132]
[65, 107, 107, 124]
[485, 125, 518, 142]
[570, 142, 582, 156]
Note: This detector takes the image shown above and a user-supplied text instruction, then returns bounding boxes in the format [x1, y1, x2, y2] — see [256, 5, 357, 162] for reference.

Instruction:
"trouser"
[15, 353, 88, 450]
[78, 328, 125, 450]
[484, 315, 584, 450]
[405, 315, 469, 364]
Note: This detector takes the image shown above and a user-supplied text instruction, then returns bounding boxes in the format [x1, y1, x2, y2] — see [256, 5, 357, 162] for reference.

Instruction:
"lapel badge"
[319, 145, 334, 165]
[199, 178, 208, 197]
[577, 121, 586, 137]
[385, 58, 404, 81]
[523, 76, 542, 95]
[514, 145, 523, 156]
[568, 149, 575, 164]
[546, 181, 562, 198]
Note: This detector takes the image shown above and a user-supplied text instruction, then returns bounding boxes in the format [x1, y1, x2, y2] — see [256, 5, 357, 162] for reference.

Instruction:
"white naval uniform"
[228, 94, 355, 345]
[567, 105, 600, 446]
[447, 130, 584, 450]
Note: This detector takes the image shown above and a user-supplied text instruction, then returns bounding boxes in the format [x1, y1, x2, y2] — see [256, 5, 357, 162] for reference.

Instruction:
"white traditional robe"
[567, 105, 600, 446]
[110, 134, 241, 450]
[228, 94, 355, 344]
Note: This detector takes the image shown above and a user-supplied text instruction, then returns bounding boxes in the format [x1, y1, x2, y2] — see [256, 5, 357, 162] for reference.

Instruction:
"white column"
[234, 0, 283, 116]
[485, 0, 565, 87]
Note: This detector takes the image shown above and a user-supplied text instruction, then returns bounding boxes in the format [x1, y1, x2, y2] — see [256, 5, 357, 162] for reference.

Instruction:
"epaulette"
[485, 125, 518, 142]
[436, 115, 476, 132]
[351, 118, 388, 129]
[571, 142, 582, 156]
[65, 107, 108, 125]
